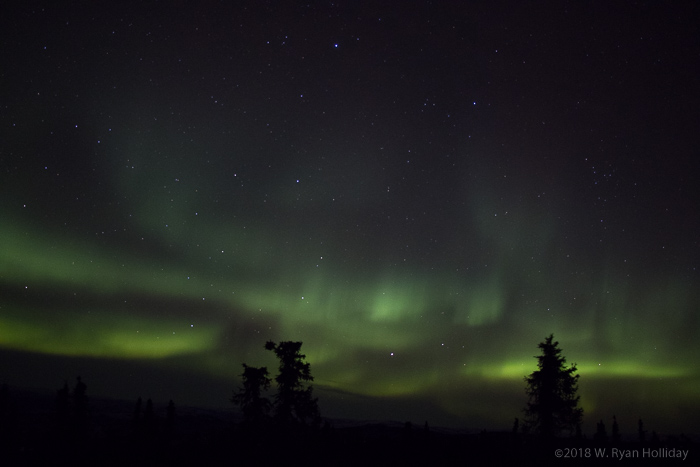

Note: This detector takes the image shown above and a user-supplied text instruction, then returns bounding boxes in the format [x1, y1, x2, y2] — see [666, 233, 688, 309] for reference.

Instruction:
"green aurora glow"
[1, 1, 698, 435]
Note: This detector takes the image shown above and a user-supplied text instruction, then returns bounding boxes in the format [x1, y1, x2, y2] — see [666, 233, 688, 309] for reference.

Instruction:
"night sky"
[1, 1, 698, 434]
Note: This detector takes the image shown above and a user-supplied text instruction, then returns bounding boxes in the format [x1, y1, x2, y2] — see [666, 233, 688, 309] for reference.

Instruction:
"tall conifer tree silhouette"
[524, 334, 583, 437]
[231, 364, 272, 426]
[265, 341, 320, 426]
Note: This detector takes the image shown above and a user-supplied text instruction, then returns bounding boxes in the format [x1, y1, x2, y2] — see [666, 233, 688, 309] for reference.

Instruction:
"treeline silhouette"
[0, 338, 695, 466]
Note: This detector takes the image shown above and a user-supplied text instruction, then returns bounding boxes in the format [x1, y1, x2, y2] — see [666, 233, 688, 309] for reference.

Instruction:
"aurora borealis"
[1, 2, 698, 434]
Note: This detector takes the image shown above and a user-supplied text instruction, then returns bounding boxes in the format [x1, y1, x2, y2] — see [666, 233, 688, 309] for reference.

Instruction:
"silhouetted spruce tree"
[144, 398, 154, 419]
[232, 364, 271, 426]
[524, 334, 583, 438]
[166, 400, 176, 436]
[403, 421, 414, 443]
[422, 421, 431, 445]
[166, 400, 175, 425]
[73, 376, 89, 432]
[265, 340, 320, 426]
[594, 420, 608, 443]
[0, 384, 7, 421]
[145, 398, 155, 421]
[612, 415, 620, 443]
[0, 383, 13, 450]
[143, 398, 158, 438]
[133, 397, 143, 426]
[638, 419, 646, 443]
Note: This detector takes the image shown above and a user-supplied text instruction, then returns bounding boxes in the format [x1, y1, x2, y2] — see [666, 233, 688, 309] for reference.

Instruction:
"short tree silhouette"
[72, 376, 89, 434]
[594, 419, 608, 443]
[144, 398, 154, 420]
[142, 398, 158, 437]
[166, 400, 176, 436]
[524, 334, 583, 438]
[0, 383, 8, 421]
[133, 397, 143, 425]
[638, 419, 646, 443]
[265, 340, 320, 426]
[650, 430, 659, 445]
[231, 364, 272, 425]
[166, 400, 176, 425]
[611, 415, 620, 443]
[0, 383, 15, 451]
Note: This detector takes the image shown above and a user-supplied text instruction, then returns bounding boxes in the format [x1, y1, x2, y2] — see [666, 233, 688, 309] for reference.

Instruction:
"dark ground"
[0, 386, 695, 466]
